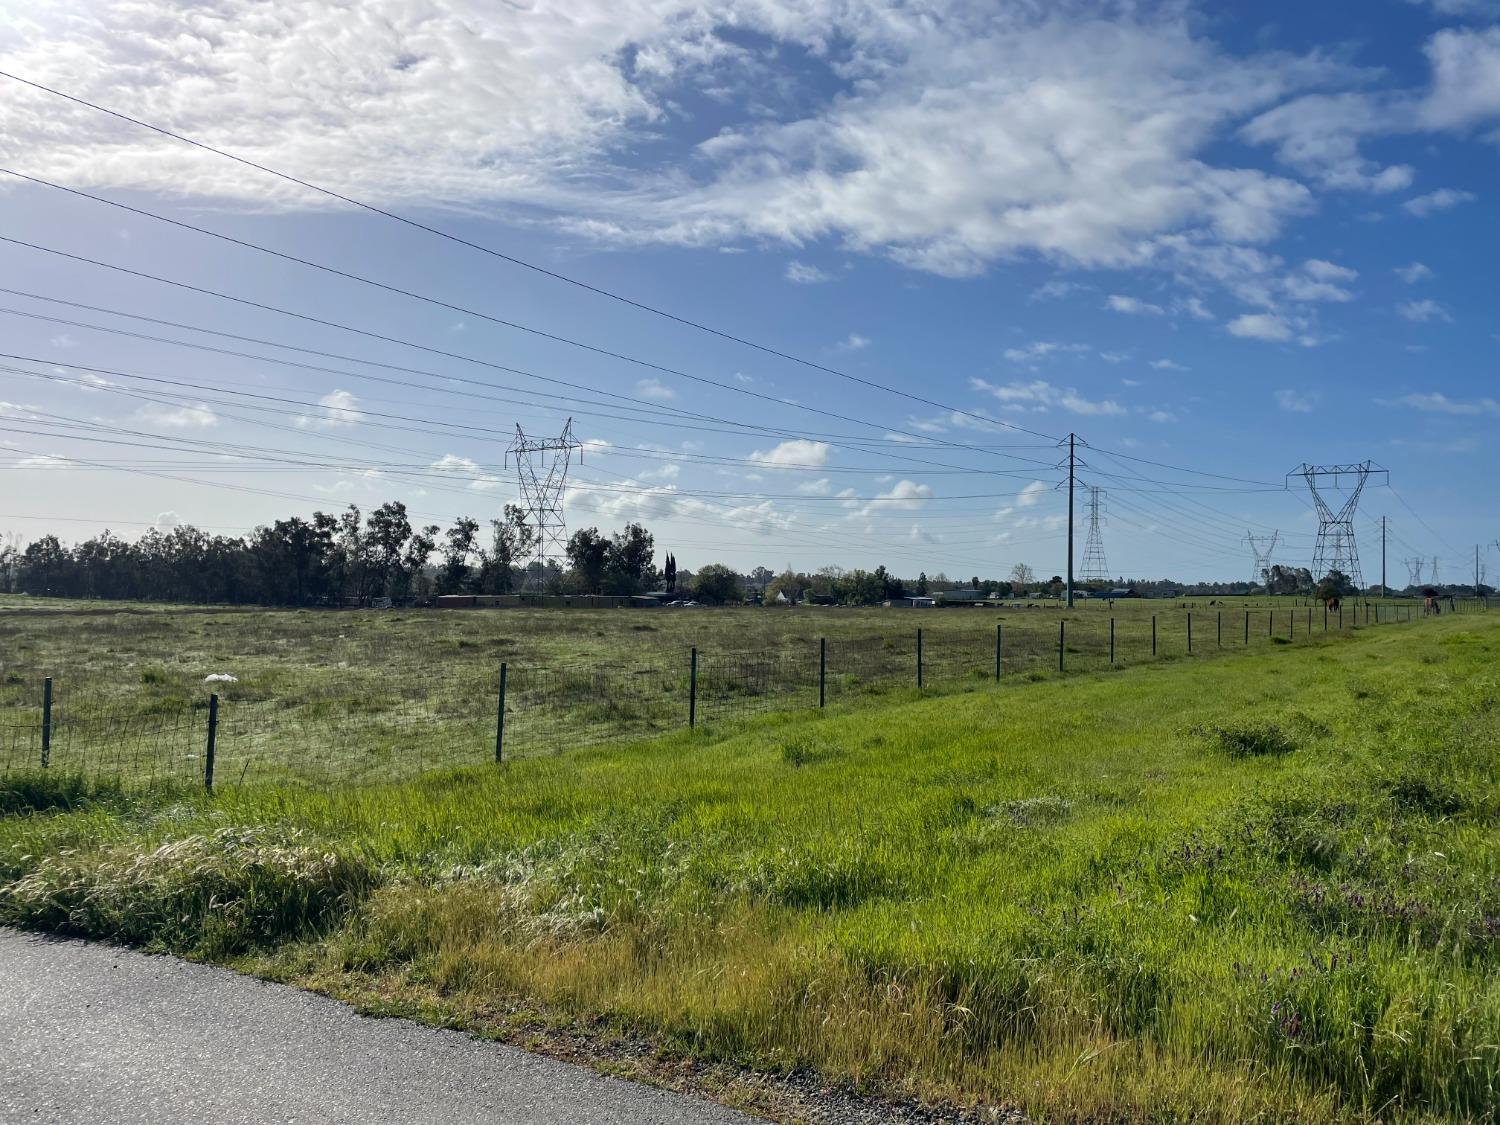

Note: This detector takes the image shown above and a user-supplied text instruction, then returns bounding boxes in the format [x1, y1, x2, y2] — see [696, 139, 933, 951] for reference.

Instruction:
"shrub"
[1207, 722, 1297, 758]
[0, 773, 124, 816]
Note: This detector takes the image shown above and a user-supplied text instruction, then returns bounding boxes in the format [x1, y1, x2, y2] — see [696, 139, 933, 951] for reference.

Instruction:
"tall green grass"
[1, 615, 1496, 1122]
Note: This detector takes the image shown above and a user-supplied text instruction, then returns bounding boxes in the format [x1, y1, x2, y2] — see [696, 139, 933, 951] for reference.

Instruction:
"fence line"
[0, 598, 1484, 793]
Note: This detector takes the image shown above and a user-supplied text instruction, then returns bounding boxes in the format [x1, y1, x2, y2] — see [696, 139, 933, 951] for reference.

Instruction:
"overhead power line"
[0, 71, 1058, 441]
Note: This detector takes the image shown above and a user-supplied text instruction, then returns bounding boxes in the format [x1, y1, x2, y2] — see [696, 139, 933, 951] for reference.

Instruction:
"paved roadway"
[0, 929, 759, 1124]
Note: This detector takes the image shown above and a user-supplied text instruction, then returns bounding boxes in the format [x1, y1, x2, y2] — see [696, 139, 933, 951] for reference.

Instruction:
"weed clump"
[780, 736, 841, 767]
[0, 826, 375, 955]
[0, 773, 124, 816]
[1204, 722, 1297, 759]
[1386, 773, 1465, 817]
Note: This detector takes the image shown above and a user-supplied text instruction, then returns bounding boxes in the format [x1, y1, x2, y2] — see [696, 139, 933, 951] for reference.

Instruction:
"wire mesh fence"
[0, 597, 1483, 794]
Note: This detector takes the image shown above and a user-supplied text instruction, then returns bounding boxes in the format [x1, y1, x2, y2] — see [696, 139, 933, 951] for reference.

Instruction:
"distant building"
[937, 589, 988, 604]
[884, 596, 936, 608]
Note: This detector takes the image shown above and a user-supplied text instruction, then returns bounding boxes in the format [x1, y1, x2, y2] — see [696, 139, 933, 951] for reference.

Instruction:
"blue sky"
[0, 0, 1496, 584]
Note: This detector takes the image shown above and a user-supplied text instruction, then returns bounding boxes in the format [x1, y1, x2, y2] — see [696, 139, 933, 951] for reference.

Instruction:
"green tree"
[691, 563, 742, 604]
[566, 527, 610, 593]
[603, 522, 655, 595]
[439, 516, 479, 595]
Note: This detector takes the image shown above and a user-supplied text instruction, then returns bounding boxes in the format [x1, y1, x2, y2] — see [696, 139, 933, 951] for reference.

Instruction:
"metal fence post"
[1152, 614, 1157, 656]
[1110, 617, 1116, 664]
[1058, 620, 1065, 671]
[818, 638, 826, 709]
[495, 662, 507, 763]
[1217, 611, 1222, 647]
[1244, 610, 1249, 646]
[1187, 611, 1193, 654]
[1306, 607, 1311, 635]
[1339, 605, 1344, 629]
[916, 627, 924, 689]
[40, 677, 52, 770]
[204, 693, 218, 792]
[1324, 604, 1328, 632]
[689, 647, 698, 729]
[995, 623, 1002, 682]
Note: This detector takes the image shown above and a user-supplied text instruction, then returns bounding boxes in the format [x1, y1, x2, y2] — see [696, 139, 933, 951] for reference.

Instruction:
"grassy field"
[1, 607, 1495, 1122]
[0, 594, 1431, 787]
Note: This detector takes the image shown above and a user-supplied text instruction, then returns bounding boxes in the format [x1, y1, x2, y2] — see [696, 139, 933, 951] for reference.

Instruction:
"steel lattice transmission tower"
[1079, 486, 1110, 583]
[1246, 530, 1279, 587]
[508, 418, 582, 592]
[1289, 462, 1387, 591]
[1405, 557, 1425, 588]
[1430, 556, 1440, 586]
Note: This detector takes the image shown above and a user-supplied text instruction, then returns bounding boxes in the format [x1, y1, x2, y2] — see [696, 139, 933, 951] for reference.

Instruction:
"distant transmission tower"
[1246, 530, 1279, 587]
[1406, 557, 1425, 588]
[508, 418, 582, 592]
[1430, 556, 1440, 586]
[1289, 462, 1386, 590]
[1079, 486, 1109, 582]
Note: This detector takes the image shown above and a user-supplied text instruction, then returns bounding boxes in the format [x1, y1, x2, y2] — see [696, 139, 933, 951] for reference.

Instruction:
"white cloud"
[1149, 359, 1188, 371]
[784, 260, 831, 284]
[1228, 313, 1294, 342]
[1303, 259, 1357, 282]
[1274, 388, 1319, 413]
[431, 452, 504, 490]
[1017, 480, 1049, 508]
[1398, 299, 1452, 322]
[1106, 295, 1165, 316]
[857, 479, 932, 517]
[1175, 296, 1216, 321]
[748, 439, 830, 468]
[1421, 27, 1500, 130]
[1403, 188, 1477, 216]
[15, 453, 66, 468]
[139, 402, 218, 429]
[970, 377, 1124, 416]
[1002, 341, 1088, 364]
[795, 477, 832, 495]
[1404, 0, 1500, 15]
[154, 511, 182, 530]
[1395, 262, 1434, 283]
[1242, 92, 1416, 193]
[295, 389, 362, 429]
[1380, 392, 1500, 415]
[0, 3, 1336, 288]
[837, 333, 870, 351]
[1031, 280, 1086, 301]
[1146, 408, 1177, 423]
[634, 377, 677, 400]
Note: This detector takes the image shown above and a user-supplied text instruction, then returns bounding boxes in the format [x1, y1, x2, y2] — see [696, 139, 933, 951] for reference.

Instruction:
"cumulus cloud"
[857, 479, 932, 517]
[1398, 299, 1452, 322]
[1380, 391, 1500, 415]
[154, 511, 182, 530]
[634, 377, 677, 400]
[784, 260, 831, 283]
[431, 452, 504, 490]
[1002, 341, 1089, 364]
[0, 2, 1340, 288]
[1395, 261, 1434, 283]
[1106, 295, 1165, 316]
[836, 333, 870, 351]
[1420, 26, 1500, 130]
[295, 389, 362, 429]
[970, 377, 1125, 416]
[748, 439, 830, 468]
[138, 402, 218, 428]
[1274, 388, 1319, 413]
[1403, 188, 1477, 216]
[1228, 313, 1294, 342]
[1017, 480, 1050, 508]
[1149, 358, 1189, 371]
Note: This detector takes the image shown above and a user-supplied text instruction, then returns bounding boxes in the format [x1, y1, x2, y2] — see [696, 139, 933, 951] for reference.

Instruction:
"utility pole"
[1066, 432, 1076, 608]
[1477, 544, 1483, 597]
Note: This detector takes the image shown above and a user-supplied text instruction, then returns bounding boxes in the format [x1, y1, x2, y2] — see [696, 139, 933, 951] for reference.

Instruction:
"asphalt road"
[0, 929, 759, 1124]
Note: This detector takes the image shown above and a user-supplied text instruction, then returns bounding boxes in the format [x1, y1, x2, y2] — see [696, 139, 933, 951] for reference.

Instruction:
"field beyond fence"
[1, 596, 1483, 791]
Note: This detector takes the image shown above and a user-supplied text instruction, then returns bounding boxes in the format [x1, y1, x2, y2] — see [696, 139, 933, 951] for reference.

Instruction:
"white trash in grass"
[203, 673, 238, 683]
